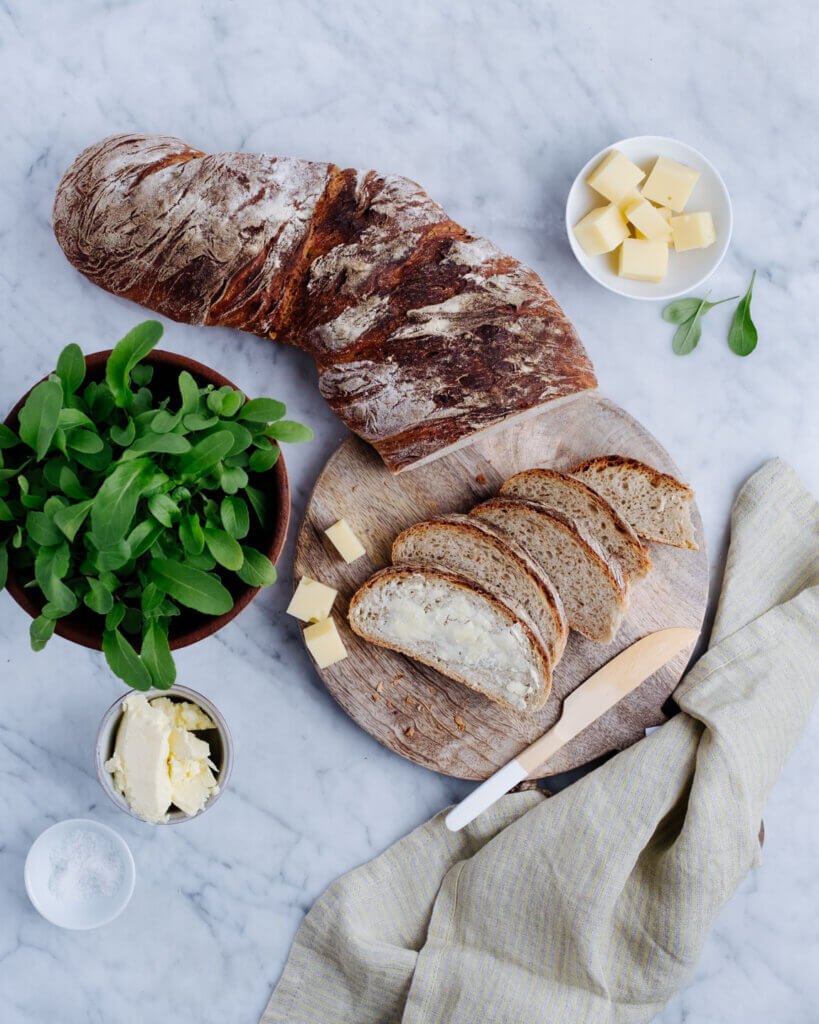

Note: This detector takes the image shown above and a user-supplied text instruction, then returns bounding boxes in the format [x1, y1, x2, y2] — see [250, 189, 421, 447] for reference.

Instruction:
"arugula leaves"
[728, 272, 758, 356]
[663, 273, 759, 356]
[0, 321, 309, 687]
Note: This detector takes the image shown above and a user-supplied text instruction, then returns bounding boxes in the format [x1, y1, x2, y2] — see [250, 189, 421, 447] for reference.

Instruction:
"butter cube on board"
[670, 212, 716, 252]
[324, 518, 366, 563]
[586, 150, 645, 203]
[304, 618, 348, 668]
[618, 238, 669, 282]
[573, 204, 629, 256]
[624, 197, 672, 242]
[641, 157, 700, 212]
[287, 576, 337, 622]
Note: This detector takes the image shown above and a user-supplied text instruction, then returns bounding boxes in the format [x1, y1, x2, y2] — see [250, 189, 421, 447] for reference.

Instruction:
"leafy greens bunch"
[0, 321, 312, 690]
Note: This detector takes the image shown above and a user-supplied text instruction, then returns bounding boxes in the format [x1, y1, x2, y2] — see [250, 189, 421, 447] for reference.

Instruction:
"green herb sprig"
[0, 322, 312, 689]
[663, 272, 758, 356]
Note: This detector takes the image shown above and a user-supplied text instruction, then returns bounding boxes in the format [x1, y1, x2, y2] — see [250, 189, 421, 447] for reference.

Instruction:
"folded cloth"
[263, 459, 818, 1024]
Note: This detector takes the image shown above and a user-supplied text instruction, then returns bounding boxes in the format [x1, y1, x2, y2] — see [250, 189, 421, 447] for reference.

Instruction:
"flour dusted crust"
[53, 133, 597, 472]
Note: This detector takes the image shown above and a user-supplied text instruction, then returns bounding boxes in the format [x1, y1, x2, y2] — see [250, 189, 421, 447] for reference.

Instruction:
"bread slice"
[500, 468, 651, 583]
[392, 515, 568, 665]
[571, 455, 697, 549]
[470, 498, 628, 644]
[348, 565, 552, 711]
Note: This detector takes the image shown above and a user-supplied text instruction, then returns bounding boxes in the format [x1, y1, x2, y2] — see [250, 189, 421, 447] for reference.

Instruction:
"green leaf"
[72, 442, 113, 473]
[149, 558, 234, 615]
[203, 524, 244, 570]
[84, 577, 114, 615]
[103, 628, 152, 690]
[208, 387, 243, 418]
[236, 546, 277, 587]
[178, 371, 201, 414]
[106, 321, 164, 408]
[90, 458, 153, 548]
[67, 428, 104, 454]
[30, 615, 56, 652]
[43, 495, 68, 518]
[0, 498, 15, 522]
[55, 344, 86, 396]
[219, 465, 249, 494]
[662, 294, 737, 324]
[672, 299, 707, 356]
[94, 540, 132, 572]
[141, 620, 176, 689]
[38, 571, 78, 615]
[178, 430, 234, 477]
[221, 495, 250, 539]
[183, 411, 219, 431]
[109, 419, 137, 447]
[127, 431, 191, 456]
[141, 582, 165, 618]
[126, 519, 164, 558]
[148, 492, 180, 528]
[727, 271, 758, 356]
[0, 424, 20, 450]
[26, 510, 63, 546]
[248, 444, 281, 473]
[18, 379, 63, 459]
[106, 603, 127, 631]
[184, 550, 216, 572]
[266, 420, 313, 443]
[218, 421, 253, 456]
[239, 398, 285, 423]
[58, 407, 96, 431]
[244, 485, 267, 525]
[179, 512, 205, 555]
[57, 465, 88, 500]
[150, 409, 181, 434]
[130, 364, 153, 386]
[0, 542, 7, 589]
[53, 499, 93, 542]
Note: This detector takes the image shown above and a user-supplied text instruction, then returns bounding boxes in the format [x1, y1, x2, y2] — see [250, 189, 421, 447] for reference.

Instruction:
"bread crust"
[347, 564, 552, 711]
[500, 468, 652, 580]
[53, 133, 596, 473]
[570, 455, 694, 497]
[392, 514, 568, 662]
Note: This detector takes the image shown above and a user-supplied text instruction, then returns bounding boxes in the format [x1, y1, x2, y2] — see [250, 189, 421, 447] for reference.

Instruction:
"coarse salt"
[47, 829, 124, 903]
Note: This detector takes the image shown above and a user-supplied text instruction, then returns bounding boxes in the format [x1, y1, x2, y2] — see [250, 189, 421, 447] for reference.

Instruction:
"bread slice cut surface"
[392, 514, 567, 665]
[348, 566, 551, 712]
[470, 498, 628, 644]
[500, 468, 651, 583]
[571, 455, 697, 549]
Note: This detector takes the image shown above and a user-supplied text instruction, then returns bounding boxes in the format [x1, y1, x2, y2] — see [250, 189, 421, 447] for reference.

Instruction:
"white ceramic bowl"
[95, 685, 233, 825]
[565, 135, 732, 301]
[24, 818, 135, 930]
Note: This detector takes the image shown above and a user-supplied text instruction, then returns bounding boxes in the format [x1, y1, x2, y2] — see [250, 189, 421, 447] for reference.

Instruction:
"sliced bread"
[571, 455, 697, 549]
[500, 468, 651, 583]
[470, 497, 628, 644]
[392, 514, 568, 665]
[348, 565, 552, 712]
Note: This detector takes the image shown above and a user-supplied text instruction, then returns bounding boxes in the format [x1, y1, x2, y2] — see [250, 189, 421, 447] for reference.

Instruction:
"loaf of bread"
[470, 497, 628, 643]
[500, 468, 651, 583]
[571, 456, 697, 549]
[392, 515, 567, 667]
[348, 565, 552, 711]
[52, 134, 597, 473]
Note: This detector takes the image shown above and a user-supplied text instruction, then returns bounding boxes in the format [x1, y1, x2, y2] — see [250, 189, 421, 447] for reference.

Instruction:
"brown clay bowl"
[3, 349, 290, 651]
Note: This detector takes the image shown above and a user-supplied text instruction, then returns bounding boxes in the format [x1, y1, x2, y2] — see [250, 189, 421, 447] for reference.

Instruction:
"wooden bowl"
[3, 349, 290, 651]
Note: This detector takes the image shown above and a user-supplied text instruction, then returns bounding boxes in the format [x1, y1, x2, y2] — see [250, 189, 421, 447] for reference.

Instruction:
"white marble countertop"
[1, 2, 817, 1021]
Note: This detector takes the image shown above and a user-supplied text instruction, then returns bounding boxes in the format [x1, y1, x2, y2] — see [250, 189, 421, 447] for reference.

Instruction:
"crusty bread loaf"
[392, 515, 567, 665]
[348, 566, 552, 711]
[52, 133, 597, 474]
[571, 455, 697, 549]
[500, 468, 651, 583]
[470, 497, 628, 643]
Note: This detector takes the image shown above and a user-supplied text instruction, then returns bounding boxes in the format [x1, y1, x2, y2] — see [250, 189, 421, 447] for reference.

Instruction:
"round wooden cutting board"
[295, 393, 709, 780]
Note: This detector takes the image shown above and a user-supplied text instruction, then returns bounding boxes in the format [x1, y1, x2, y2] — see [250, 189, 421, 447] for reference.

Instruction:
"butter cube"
[586, 150, 645, 203]
[573, 204, 629, 256]
[287, 576, 337, 622]
[304, 617, 348, 668]
[641, 157, 700, 212]
[324, 519, 366, 563]
[615, 189, 643, 216]
[618, 238, 669, 282]
[624, 197, 672, 242]
[670, 211, 716, 252]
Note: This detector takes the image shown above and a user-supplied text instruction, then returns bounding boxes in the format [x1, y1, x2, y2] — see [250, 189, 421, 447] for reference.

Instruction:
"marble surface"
[1, 1, 817, 1021]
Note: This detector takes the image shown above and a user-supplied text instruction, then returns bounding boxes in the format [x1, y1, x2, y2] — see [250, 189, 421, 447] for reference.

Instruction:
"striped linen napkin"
[263, 458, 818, 1024]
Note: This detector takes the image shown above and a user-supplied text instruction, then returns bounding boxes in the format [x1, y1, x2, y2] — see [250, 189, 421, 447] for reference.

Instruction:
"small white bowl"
[565, 135, 732, 301]
[24, 818, 135, 930]
[95, 685, 233, 825]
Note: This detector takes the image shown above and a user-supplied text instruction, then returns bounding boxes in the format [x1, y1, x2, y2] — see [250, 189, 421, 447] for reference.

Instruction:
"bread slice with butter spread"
[348, 565, 552, 712]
